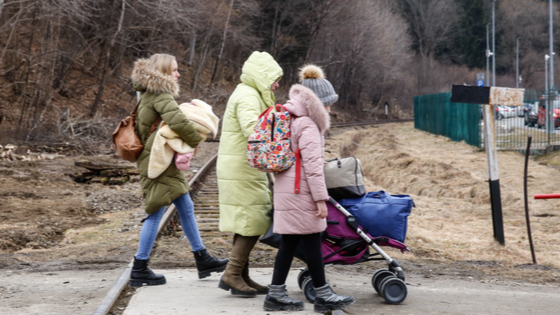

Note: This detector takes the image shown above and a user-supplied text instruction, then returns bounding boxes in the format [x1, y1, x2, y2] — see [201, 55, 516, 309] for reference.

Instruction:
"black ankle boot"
[263, 284, 304, 311]
[314, 284, 355, 313]
[193, 249, 229, 279]
[129, 257, 166, 287]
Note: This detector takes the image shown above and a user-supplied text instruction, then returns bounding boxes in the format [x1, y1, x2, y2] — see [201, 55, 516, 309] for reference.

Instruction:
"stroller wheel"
[301, 277, 316, 303]
[297, 268, 310, 289]
[379, 277, 407, 304]
[372, 269, 394, 295]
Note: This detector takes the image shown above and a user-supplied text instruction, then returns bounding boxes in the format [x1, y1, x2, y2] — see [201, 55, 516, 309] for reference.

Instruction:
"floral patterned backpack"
[247, 104, 302, 193]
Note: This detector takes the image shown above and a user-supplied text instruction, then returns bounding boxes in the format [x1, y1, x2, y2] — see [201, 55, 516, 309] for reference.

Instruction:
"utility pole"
[546, 55, 550, 94]
[486, 23, 492, 87]
[546, 54, 551, 145]
[549, 0, 555, 135]
[550, 0, 555, 90]
[492, 0, 496, 87]
[516, 37, 521, 88]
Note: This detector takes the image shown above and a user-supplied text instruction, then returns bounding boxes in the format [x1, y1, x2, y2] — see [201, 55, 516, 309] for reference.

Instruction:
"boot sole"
[218, 280, 257, 297]
[198, 264, 227, 279]
[313, 299, 355, 313]
[263, 300, 305, 311]
[129, 278, 166, 287]
[253, 288, 269, 295]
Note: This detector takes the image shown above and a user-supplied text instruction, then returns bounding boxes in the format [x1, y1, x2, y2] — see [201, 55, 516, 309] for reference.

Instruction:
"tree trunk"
[210, 0, 235, 84]
[188, 29, 196, 66]
[91, 0, 126, 117]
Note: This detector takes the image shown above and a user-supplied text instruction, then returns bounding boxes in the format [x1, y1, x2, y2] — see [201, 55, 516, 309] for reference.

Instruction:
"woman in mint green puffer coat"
[217, 51, 283, 297]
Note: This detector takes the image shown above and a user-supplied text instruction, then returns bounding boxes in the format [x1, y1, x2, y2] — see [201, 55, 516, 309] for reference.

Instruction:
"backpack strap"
[290, 109, 301, 194]
[294, 148, 301, 194]
[275, 104, 288, 112]
[259, 106, 275, 129]
[271, 103, 301, 194]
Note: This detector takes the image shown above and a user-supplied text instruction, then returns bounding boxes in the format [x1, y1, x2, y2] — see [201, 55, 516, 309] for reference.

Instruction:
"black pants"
[271, 233, 326, 288]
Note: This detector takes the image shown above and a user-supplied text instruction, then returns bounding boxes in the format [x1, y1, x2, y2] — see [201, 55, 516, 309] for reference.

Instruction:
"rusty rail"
[330, 118, 413, 128]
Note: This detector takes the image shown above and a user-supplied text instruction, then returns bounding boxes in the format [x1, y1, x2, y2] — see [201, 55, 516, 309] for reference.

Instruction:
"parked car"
[537, 96, 560, 128]
[516, 104, 528, 117]
[496, 105, 516, 119]
[491, 105, 503, 119]
[521, 103, 532, 117]
[524, 102, 538, 127]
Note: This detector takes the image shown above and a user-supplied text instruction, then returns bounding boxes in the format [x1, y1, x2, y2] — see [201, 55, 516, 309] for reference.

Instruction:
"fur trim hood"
[131, 58, 179, 97]
[284, 84, 330, 133]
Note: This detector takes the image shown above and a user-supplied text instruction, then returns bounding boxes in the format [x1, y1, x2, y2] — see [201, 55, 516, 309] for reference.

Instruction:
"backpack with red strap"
[247, 104, 301, 193]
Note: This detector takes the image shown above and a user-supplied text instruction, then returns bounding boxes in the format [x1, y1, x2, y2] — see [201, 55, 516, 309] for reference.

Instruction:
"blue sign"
[477, 80, 484, 87]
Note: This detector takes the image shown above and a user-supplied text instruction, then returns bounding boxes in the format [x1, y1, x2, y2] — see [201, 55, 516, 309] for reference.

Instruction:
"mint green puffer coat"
[217, 51, 283, 236]
[131, 58, 202, 215]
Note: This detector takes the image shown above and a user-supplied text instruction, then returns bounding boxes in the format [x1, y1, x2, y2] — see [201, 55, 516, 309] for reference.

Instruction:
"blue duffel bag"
[338, 191, 414, 243]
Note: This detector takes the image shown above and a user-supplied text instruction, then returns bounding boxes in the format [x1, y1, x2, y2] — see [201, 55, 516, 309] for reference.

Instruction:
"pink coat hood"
[273, 84, 330, 235]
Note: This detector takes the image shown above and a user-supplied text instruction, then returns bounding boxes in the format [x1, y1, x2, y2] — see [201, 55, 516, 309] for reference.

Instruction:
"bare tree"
[90, 0, 126, 117]
[498, 0, 558, 88]
[391, 0, 458, 58]
[211, 0, 235, 83]
[309, 0, 412, 111]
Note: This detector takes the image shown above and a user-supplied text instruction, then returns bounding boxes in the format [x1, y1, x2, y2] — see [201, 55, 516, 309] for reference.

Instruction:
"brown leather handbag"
[112, 100, 160, 163]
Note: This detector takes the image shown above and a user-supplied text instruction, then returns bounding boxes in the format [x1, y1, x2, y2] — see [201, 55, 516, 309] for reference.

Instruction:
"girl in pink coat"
[263, 65, 354, 313]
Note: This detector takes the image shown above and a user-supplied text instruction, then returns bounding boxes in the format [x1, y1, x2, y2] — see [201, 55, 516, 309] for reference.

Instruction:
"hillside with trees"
[0, 0, 559, 150]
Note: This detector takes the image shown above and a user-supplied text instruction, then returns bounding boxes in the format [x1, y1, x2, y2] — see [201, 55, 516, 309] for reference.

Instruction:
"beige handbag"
[323, 156, 365, 200]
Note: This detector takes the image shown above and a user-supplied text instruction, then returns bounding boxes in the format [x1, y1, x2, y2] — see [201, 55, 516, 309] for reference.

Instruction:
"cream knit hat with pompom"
[298, 64, 338, 106]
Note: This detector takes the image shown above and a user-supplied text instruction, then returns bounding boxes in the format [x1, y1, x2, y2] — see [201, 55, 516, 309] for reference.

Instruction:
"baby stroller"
[295, 197, 409, 305]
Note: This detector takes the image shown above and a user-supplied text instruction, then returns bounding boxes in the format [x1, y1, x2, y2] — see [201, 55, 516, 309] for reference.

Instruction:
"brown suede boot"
[218, 234, 259, 297]
[242, 261, 268, 294]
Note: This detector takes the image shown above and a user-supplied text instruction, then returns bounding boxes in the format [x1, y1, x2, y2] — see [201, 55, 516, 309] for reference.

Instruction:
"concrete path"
[123, 267, 560, 315]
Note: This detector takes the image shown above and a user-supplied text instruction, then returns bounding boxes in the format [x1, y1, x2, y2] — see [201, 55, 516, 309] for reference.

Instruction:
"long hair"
[148, 54, 176, 76]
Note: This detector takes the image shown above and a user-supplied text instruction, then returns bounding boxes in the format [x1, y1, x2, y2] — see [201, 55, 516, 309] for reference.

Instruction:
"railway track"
[330, 118, 413, 128]
[93, 155, 222, 315]
[93, 118, 412, 314]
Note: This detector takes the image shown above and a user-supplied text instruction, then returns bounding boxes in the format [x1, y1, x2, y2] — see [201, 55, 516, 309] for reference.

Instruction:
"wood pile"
[69, 161, 139, 185]
[0, 144, 63, 161]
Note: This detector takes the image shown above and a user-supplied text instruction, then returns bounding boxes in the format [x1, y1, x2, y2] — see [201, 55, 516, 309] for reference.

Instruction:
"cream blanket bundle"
[148, 99, 219, 179]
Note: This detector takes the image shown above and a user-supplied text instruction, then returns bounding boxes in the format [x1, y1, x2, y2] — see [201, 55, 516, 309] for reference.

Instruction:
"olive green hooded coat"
[217, 51, 283, 236]
[131, 58, 202, 215]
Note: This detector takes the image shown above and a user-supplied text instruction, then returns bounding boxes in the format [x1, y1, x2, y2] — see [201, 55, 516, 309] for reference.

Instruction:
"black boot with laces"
[193, 248, 229, 279]
[129, 257, 166, 287]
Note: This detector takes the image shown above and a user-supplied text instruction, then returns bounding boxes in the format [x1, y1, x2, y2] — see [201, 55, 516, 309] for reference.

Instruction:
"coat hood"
[240, 51, 283, 107]
[284, 84, 330, 133]
[131, 58, 180, 97]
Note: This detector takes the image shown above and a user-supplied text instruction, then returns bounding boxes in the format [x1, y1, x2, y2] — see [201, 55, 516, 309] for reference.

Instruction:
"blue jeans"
[135, 192, 204, 260]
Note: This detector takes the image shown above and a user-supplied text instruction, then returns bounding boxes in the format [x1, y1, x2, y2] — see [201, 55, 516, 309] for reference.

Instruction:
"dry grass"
[325, 122, 560, 270]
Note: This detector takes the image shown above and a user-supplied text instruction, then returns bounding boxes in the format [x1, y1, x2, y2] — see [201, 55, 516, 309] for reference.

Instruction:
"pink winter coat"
[273, 84, 331, 235]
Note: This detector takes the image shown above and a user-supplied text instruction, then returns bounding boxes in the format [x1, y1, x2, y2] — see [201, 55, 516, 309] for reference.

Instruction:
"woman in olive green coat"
[217, 51, 283, 296]
[129, 54, 227, 287]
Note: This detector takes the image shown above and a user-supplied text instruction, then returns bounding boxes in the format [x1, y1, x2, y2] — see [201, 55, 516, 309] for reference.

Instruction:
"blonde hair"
[148, 54, 176, 76]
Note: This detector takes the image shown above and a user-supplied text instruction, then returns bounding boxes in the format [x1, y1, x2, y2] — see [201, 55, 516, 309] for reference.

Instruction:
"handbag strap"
[147, 117, 162, 137]
[133, 97, 161, 138]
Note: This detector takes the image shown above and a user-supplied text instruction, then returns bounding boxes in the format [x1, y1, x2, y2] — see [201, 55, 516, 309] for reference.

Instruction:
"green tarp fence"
[414, 92, 481, 148]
